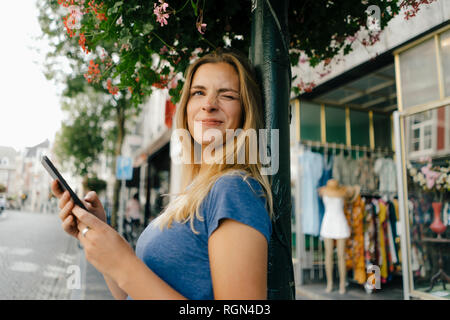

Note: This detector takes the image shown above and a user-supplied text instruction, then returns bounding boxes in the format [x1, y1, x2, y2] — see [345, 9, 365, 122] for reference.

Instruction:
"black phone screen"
[41, 155, 88, 211]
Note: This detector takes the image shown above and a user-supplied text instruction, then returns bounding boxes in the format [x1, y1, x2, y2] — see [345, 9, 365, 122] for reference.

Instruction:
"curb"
[296, 286, 333, 300]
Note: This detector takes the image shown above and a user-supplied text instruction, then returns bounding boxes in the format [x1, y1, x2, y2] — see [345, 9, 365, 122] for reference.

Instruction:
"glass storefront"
[405, 106, 450, 298]
[292, 23, 450, 300]
[394, 24, 450, 300]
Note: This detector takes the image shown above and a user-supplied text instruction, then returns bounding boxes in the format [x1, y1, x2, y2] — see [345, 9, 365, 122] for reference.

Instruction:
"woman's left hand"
[72, 205, 136, 283]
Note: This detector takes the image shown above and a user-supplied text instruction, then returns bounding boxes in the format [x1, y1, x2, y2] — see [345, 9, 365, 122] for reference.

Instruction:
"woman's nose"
[203, 94, 218, 111]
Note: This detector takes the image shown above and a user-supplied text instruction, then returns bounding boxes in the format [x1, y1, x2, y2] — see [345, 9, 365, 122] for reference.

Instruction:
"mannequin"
[318, 179, 360, 294]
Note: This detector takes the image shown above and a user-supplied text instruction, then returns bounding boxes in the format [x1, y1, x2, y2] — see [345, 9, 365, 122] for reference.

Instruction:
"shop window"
[440, 29, 450, 97]
[300, 101, 321, 142]
[325, 106, 346, 144]
[407, 110, 436, 158]
[404, 104, 450, 299]
[399, 38, 440, 109]
[350, 110, 370, 147]
[373, 113, 392, 149]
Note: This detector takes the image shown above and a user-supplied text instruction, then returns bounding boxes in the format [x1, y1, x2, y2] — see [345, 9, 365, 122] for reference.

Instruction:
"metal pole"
[250, 0, 295, 299]
[393, 111, 411, 300]
[118, 178, 125, 236]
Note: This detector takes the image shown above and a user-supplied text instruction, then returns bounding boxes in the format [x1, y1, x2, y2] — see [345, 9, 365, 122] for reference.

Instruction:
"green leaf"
[191, 0, 198, 16]
[142, 23, 154, 35]
[109, 1, 123, 15]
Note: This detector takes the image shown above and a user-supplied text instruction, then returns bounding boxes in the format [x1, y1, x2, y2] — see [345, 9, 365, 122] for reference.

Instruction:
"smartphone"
[41, 155, 88, 211]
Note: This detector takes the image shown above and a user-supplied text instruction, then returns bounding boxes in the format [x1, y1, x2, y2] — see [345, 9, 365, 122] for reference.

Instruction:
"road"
[0, 210, 80, 299]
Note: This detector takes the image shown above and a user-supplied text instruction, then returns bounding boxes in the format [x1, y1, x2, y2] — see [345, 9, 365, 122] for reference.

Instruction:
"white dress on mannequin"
[319, 195, 350, 239]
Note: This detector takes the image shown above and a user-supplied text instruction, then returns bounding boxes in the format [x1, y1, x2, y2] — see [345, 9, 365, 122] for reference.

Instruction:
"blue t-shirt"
[133, 173, 272, 300]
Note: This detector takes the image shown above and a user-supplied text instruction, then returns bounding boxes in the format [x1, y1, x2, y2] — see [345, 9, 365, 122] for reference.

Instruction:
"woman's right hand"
[51, 180, 107, 238]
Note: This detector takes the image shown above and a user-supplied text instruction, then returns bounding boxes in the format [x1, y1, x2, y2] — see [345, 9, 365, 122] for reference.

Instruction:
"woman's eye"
[191, 91, 204, 96]
[220, 94, 237, 100]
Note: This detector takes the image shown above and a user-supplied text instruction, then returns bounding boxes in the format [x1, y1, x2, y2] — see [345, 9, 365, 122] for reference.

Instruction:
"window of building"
[399, 38, 440, 108]
[325, 106, 346, 145]
[407, 110, 436, 157]
[440, 29, 450, 97]
[373, 113, 392, 149]
[299, 101, 321, 142]
[350, 109, 370, 147]
[0, 157, 9, 166]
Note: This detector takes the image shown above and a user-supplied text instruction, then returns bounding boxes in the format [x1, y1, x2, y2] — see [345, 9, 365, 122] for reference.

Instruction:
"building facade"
[290, 1, 449, 300]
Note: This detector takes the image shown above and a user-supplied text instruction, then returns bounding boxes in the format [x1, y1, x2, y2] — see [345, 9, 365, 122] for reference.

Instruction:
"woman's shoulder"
[212, 170, 264, 194]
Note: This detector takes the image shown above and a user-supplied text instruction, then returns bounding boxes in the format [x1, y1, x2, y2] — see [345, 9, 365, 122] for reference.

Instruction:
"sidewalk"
[296, 280, 404, 300]
[71, 247, 114, 300]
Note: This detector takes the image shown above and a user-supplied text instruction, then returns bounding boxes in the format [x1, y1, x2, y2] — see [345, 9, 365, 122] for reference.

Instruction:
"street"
[0, 210, 80, 299]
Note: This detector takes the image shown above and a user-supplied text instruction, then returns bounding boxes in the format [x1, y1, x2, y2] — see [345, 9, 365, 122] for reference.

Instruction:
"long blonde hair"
[155, 49, 274, 233]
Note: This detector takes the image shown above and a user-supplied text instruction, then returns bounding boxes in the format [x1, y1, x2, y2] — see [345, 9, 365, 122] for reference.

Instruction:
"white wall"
[292, 1, 450, 94]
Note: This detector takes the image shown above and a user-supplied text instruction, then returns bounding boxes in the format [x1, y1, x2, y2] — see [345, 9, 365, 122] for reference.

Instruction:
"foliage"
[53, 89, 114, 176]
[0, 184, 6, 193]
[407, 161, 450, 201]
[85, 176, 108, 193]
[50, 0, 435, 102]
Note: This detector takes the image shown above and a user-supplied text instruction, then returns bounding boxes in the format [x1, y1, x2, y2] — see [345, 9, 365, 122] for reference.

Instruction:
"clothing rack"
[360, 191, 398, 200]
[299, 139, 395, 156]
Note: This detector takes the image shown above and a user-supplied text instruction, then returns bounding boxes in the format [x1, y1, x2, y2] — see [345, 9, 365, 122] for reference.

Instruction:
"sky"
[0, 1, 63, 152]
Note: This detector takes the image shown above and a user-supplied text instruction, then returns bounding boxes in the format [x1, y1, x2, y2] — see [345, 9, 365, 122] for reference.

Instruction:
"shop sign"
[116, 156, 133, 180]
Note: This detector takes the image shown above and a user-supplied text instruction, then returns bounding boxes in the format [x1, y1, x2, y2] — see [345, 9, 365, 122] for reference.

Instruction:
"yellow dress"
[352, 196, 366, 284]
[378, 201, 388, 280]
[344, 196, 366, 284]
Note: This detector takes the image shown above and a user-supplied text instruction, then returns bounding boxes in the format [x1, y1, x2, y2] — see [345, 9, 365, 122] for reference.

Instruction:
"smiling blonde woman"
[52, 48, 274, 300]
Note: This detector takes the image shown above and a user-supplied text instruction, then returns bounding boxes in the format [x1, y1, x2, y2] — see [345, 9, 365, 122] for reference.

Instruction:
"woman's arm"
[52, 180, 185, 300]
[103, 274, 128, 300]
[101, 219, 268, 300]
[114, 254, 188, 300]
[71, 206, 187, 300]
[208, 218, 268, 299]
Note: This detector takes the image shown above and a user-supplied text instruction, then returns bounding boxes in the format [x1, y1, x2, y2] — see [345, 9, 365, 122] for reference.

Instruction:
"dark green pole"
[250, 0, 295, 299]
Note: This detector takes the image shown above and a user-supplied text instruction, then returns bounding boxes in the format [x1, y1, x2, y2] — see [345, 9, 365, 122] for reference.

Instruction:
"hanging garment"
[388, 201, 400, 265]
[387, 216, 398, 265]
[332, 153, 356, 186]
[298, 150, 324, 236]
[332, 153, 345, 185]
[393, 199, 402, 266]
[374, 157, 397, 193]
[372, 200, 380, 269]
[345, 200, 353, 271]
[332, 153, 350, 185]
[382, 201, 394, 280]
[355, 156, 377, 193]
[318, 155, 334, 232]
[378, 201, 389, 282]
[346, 155, 359, 186]
[320, 196, 350, 239]
[350, 195, 367, 284]
[364, 201, 377, 266]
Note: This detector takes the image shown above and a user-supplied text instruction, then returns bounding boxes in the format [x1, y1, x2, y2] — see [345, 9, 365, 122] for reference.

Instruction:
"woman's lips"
[199, 120, 223, 126]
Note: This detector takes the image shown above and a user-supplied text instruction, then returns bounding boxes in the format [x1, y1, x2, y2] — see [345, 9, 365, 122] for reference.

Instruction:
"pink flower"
[159, 0, 169, 11]
[421, 164, 441, 189]
[159, 45, 168, 54]
[197, 22, 207, 34]
[154, 1, 170, 27]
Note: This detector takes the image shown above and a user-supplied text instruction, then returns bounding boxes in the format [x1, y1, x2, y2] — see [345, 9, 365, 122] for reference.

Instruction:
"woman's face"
[186, 62, 243, 146]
